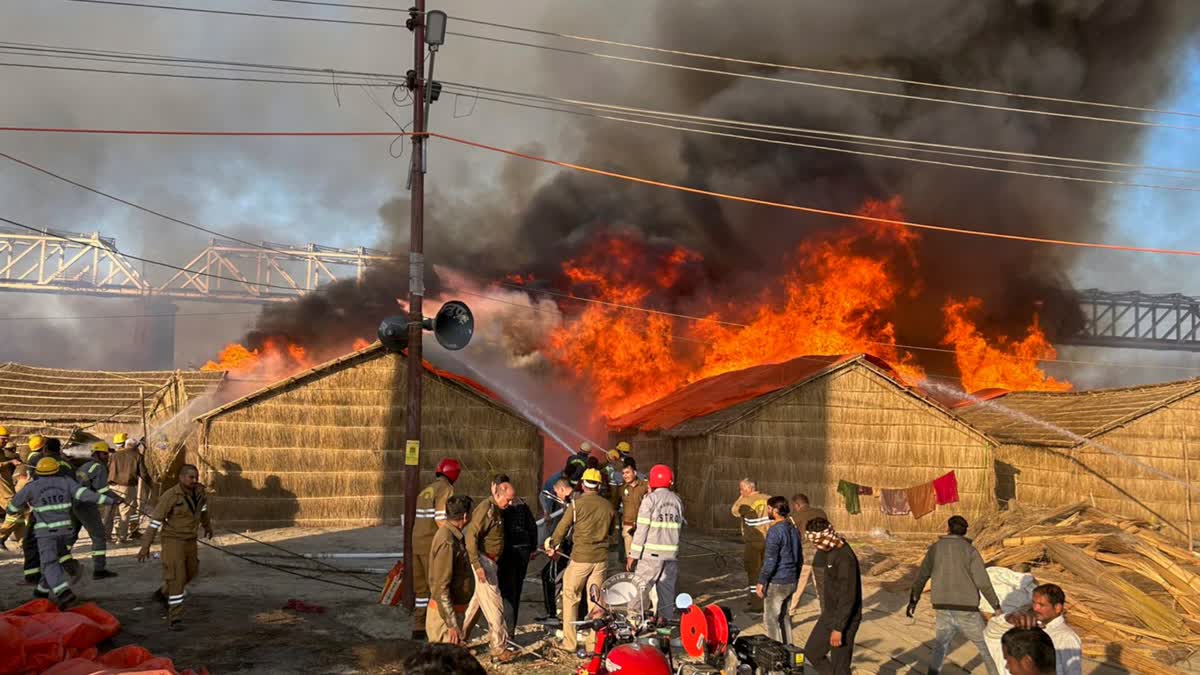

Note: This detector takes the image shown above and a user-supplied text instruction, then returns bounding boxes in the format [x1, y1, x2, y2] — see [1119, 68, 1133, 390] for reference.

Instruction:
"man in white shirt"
[1031, 584, 1082, 675]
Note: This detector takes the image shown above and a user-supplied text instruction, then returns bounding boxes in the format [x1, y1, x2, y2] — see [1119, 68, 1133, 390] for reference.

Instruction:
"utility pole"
[401, 0, 427, 613]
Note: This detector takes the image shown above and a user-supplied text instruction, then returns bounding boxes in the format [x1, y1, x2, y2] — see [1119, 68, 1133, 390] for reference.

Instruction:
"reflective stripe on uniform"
[52, 581, 70, 594]
[433, 511, 446, 521]
[74, 487, 87, 500]
[149, 519, 162, 529]
[98, 486, 112, 494]
[35, 519, 73, 530]
[743, 517, 770, 527]
[649, 521, 681, 529]
[630, 544, 644, 555]
[92, 550, 106, 557]
[58, 554, 73, 563]
[33, 503, 71, 513]
[23, 567, 39, 577]
[87, 464, 100, 475]
[642, 542, 678, 553]
[636, 516, 651, 525]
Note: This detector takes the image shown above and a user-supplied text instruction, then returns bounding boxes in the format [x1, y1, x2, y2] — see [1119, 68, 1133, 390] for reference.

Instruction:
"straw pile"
[900, 501, 1200, 674]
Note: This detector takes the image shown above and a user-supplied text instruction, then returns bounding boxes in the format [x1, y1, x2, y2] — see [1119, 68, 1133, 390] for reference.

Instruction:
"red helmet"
[649, 464, 674, 489]
[436, 458, 462, 483]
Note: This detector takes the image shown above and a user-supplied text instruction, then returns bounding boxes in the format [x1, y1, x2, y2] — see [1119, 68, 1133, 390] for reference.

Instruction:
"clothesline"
[836, 471, 959, 520]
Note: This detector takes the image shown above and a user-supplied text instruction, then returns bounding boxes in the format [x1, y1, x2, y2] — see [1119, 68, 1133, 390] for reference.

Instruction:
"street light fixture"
[425, 10, 447, 49]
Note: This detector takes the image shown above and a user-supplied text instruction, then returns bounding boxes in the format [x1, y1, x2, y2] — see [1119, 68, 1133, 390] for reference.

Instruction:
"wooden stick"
[139, 386, 149, 442]
[1184, 427, 1194, 553]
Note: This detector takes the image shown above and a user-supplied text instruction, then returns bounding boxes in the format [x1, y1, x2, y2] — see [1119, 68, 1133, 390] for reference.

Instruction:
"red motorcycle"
[576, 579, 675, 675]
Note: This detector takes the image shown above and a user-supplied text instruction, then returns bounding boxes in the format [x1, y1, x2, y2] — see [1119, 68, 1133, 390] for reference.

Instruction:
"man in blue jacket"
[755, 495, 802, 644]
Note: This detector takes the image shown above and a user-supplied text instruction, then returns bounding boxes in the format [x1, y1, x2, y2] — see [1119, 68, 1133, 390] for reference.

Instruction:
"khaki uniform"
[0, 459, 28, 544]
[619, 479, 649, 557]
[463, 499, 508, 654]
[105, 446, 149, 541]
[144, 484, 210, 623]
[425, 522, 474, 643]
[411, 476, 453, 627]
[731, 492, 771, 606]
[550, 492, 616, 651]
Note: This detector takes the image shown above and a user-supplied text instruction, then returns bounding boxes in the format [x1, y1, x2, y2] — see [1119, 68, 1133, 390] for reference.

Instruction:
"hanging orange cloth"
[905, 482, 937, 520]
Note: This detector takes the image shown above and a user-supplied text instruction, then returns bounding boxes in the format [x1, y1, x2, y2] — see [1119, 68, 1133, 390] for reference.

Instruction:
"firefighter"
[137, 464, 212, 631]
[545, 467, 616, 654]
[21, 438, 76, 585]
[462, 474, 515, 663]
[628, 464, 683, 625]
[535, 477, 575, 625]
[618, 457, 649, 565]
[411, 457, 461, 639]
[426, 495, 475, 645]
[70, 442, 117, 579]
[106, 433, 148, 543]
[731, 478, 771, 612]
[7, 457, 116, 607]
[0, 438, 25, 549]
[25, 435, 45, 466]
[0, 426, 7, 446]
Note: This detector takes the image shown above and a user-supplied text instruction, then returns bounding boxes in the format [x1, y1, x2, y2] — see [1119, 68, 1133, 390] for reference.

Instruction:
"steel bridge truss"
[0, 227, 392, 304]
[1066, 289, 1200, 352]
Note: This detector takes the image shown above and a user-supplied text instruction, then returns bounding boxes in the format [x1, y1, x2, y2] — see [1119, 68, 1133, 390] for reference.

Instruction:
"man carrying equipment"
[8, 457, 116, 608]
[106, 433, 150, 543]
[137, 464, 212, 631]
[731, 478, 771, 611]
[70, 442, 117, 579]
[546, 467, 616, 653]
[411, 458, 461, 639]
[628, 464, 682, 625]
[427, 495, 475, 645]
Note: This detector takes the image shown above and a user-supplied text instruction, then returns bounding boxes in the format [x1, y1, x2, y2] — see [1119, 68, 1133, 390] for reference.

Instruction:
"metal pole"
[401, 0, 427, 613]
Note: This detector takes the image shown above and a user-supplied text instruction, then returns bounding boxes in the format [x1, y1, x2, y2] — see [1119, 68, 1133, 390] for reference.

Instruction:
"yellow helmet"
[28, 435, 45, 452]
[92, 441, 111, 454]
[581, 468, 603, 486]
[616, 441, 631, 454]
[113, 432, 128, 445]
[0, 426, 8, 438]
[607, 449, 621, 462]
[579, 441, 593, 454]
[35, 457, 59, 476]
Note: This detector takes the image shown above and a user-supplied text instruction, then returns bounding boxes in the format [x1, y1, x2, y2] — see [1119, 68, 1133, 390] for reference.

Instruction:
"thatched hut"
[609, 354, 996, 534]
[956, 379, 1200, 544]
[0, 362, 224, 448]
[194, 344, 543, 530]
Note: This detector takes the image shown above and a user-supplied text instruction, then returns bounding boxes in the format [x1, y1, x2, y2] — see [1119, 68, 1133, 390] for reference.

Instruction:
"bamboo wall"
[198, 353, 543, 529]
[997, 396, 1200, 543]
[672, 365, 995, 534]
[609, 432, 674, 474]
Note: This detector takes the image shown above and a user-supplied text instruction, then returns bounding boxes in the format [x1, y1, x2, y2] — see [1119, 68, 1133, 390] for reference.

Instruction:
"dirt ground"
[0, 527, 1192, 674]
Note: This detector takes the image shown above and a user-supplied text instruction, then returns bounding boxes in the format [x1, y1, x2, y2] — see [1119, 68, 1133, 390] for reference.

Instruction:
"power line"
[451, 15, 1200, 123]
[422, 131, 1200, 258]
[438, 85, 1200, 194]
[54, 0, 1200, 132]
[10, 40, 1200, 184]
[63, 0, 403, 28]
[439, 81, 1200, 179]
[4, 124, 1200, 257]
[0, 60, 393, 87]
[0, 310, 262, 321]
[445, 31, 1200, 135]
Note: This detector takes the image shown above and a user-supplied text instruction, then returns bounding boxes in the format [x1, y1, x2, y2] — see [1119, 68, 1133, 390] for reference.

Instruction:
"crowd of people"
[0, 427, 210, 630]
[409, 443, 1085, 674]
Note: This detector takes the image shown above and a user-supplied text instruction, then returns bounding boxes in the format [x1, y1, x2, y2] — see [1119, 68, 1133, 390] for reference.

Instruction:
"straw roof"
[0, 362, 224, 429]
[195, 343, 543, 529]
[957, 377, 1200, 447]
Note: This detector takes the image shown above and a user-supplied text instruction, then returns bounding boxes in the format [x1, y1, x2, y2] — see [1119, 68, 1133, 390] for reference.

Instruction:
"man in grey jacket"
[908, 516, 1002, 675]
[628, 464, 683, 624]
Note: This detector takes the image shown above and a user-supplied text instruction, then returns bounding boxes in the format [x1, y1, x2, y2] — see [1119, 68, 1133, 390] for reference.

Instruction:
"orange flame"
[203, 337, 370, 381]
[942, 298, 1071, 394]
[545, 197, 1069, 420]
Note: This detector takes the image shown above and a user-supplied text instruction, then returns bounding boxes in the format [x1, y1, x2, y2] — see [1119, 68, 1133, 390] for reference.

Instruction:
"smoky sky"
[4, 1, 1200, 381]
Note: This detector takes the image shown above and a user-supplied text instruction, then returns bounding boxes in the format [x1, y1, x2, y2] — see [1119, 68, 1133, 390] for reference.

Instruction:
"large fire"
[543, 197, 1071, 419]
[202, 336, 372, 380]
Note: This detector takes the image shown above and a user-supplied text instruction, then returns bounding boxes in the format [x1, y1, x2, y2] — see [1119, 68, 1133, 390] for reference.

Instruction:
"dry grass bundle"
[887, 501, 1200, 672]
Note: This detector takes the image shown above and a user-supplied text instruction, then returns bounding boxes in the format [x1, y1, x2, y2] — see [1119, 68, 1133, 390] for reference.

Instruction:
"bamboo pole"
[139, 386, 149, 442]
[1183, 427, 1194, 553]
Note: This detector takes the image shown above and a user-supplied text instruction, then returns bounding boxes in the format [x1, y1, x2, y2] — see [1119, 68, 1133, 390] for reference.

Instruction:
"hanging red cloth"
[932, 471, 959, 505]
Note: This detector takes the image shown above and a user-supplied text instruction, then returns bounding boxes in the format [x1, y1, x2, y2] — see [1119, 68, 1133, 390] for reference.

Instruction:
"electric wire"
[0, 60, 394, 87]
[5, 40, 1199, 181]
[50, 0, 1200, 132]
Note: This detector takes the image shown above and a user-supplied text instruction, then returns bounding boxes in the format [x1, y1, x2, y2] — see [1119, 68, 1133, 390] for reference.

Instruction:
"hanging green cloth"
[837, 479, 862, 515]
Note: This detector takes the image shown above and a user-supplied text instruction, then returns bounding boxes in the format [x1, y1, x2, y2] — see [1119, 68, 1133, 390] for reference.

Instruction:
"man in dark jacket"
[498, 496, 538, 634]
[908, 516, 1002, 675]
[756, 496, 801, 644]
[803, 518, 861, 674]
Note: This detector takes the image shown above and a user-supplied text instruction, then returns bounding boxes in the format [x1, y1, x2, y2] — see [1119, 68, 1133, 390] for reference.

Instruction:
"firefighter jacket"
[413, 476, 454, 554]
[465, 498, 505, 566]
[76, 459, 112, 497]
[630, 488, 683, 561]
[146, 484, 211, 542]
[549, 492, 615, 564]
[428, 522, 474, 627]
[605, 462, 623, 508]
[6, 475, 111, 539]
[619, 479, 649, 527]
[731, 492, 771, 544]
[108, 447, 149, 487]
